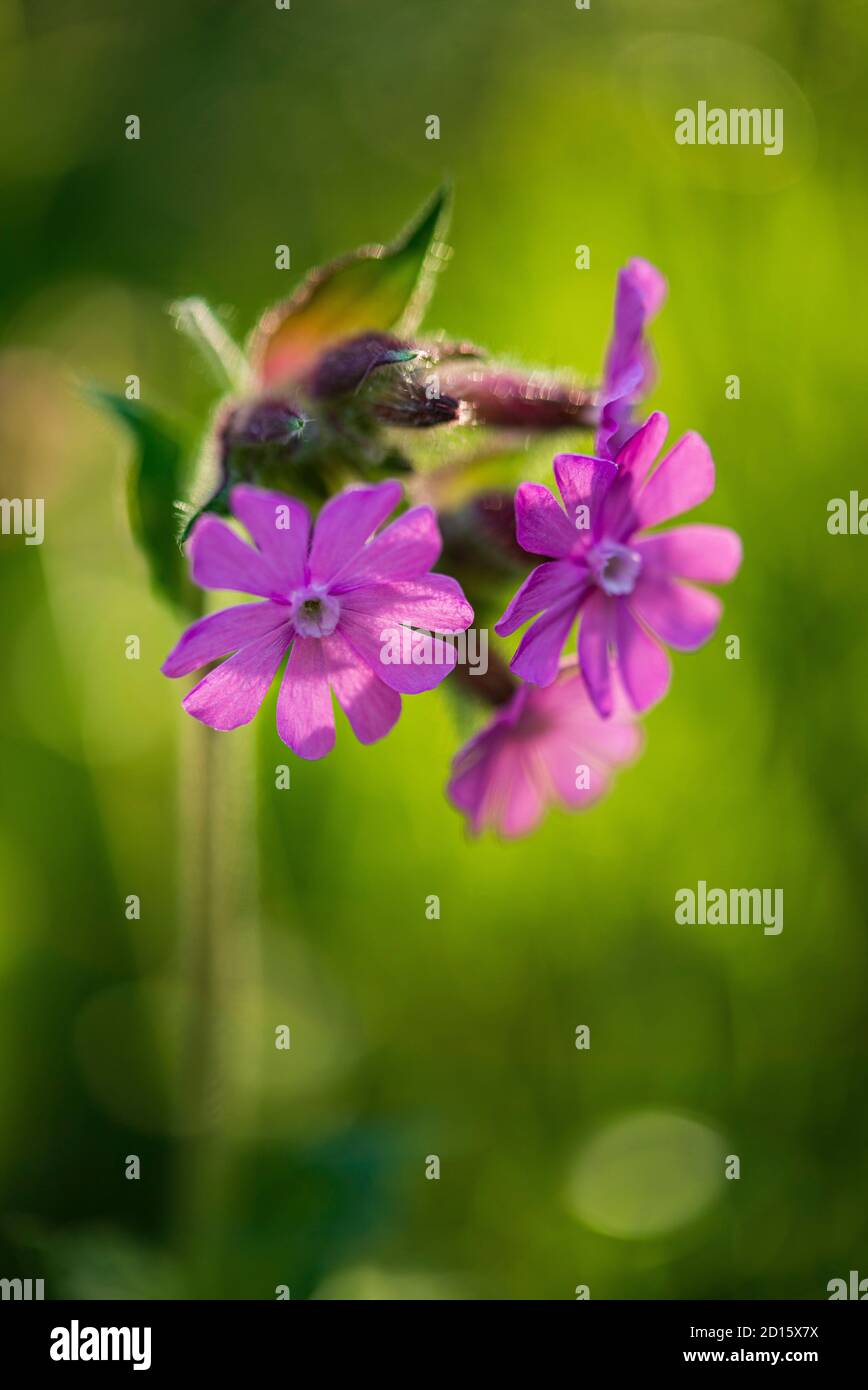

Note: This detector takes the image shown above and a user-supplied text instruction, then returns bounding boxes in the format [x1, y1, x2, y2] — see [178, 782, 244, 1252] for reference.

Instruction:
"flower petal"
[182, 626, 291, 730]
[595, 363, 644, 460]
[337, 608, 457, 693]
[341, 575, 473, 632]
[597, 470, 640, 543]
[162, 601, 290, 677]
[614, 602, 671, 711]
[603, 258, 667, 386]
[495, 560, 585, 637]
[324, 631, 401, 744]
[635, 524, 742, 584]
[636, 432, 715, 529]
[230, 485, 310, 588]
[510, 598, 580, 688]
[451, 731, 546, 839]
[308, 481, 402, 584]
[538, 731, 610, 808]
[497, 751, 547, 838]
[629, 256, 667, 315]
[189, 514, 284, 597]
[596, 259, 667, 458]
[614, 410, 668, 485]
[514, 481, 577, 557]
[276, 635, 335, 758]
[549, 677, 643, 765]
[332, 506, 442, 588]
[552, 455, 618, 532]
[447, 724, 501, 834]
[631, 577, 722, 650]
[578, 590, 616, 718]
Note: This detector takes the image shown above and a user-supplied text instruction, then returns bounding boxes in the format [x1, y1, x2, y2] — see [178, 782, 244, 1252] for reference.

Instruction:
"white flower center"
[589, 540, 642, 597]
[290, 585, 340, 637]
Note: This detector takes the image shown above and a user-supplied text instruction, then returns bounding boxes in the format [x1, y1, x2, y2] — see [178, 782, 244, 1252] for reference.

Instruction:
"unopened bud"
[224, 397, 305, 448]
[374, 380, 460, 428]
[308, 332, 416, 398]
[441, 366, 596, 431]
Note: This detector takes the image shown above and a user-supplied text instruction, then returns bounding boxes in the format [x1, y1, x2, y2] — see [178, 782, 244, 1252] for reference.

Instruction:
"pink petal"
[626, 257, 667, 318]
[498, 750, 547, 838]
[341, 576, 473, 632]
[539, 671, 640, 766]
[552, 455, 618, 532]
[276, 635, 335, 759]
[230, 485, 310, 588]
[604, 260, 666, 383]
[323, 631, 401, 744]
[635, 525, 742, 583]
[595, 362, 644, 460]
[631, 578, 722, 651]
[308, 481, 402, 584]
[614, 602, 671, 711]
[595, 261, 666, 459]
[614, 410, 668, 485]
[337, 608, 457, 693]
[558, 687, 643, 765]
[514, 482, 577, 557]
[597, 470, 640, 543]
[447, 726, 499, 833]
[511, 599, 580, 687]
[162, 600, 290, 677]
[332, 506, 442, 588]
[182, 626, 291, 730]
[451, 732, 546, 839]
[636, 432, 715, 530]
[189, 514, 285, 597]
[578, 590, 616, 718]
[538, 731, 611, 808]
[495, 560, 585, 637]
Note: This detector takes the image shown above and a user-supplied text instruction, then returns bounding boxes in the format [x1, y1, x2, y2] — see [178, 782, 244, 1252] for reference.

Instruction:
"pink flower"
[596, 257, 667, 460]
[447, 666, 641, 838]
[163, 481, 473, 758]
[495, 413, 742, 717]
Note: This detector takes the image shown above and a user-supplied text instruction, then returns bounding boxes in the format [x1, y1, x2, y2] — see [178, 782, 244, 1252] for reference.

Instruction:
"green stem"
[174, 712, 259, 1296]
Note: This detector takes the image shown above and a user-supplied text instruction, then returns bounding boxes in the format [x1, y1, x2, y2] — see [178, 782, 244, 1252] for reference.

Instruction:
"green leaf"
[248, 185, 452, 389]
[87, 388, 197, 614]
[170, 296, 253, 393]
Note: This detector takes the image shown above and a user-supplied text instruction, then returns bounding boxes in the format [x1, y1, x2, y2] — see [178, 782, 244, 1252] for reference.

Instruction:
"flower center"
[589, 540, 642, 597]
[290, 585, 340, 637]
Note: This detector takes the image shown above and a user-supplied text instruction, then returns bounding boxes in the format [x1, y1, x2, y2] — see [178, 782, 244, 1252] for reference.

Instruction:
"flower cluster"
[155, 197, 740, 839]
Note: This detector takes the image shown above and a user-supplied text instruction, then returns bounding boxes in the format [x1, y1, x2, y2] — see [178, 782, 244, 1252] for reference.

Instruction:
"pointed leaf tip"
[248, 186, 453, 390]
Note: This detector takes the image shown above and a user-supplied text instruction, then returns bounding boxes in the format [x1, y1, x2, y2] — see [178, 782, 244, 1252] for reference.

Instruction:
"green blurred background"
[1, 0, 867, 1299]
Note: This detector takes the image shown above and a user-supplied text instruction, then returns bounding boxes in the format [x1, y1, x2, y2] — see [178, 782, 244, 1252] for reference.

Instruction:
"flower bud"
[373, 379, 460, 428]
[223, 397, 305, 448]
[307, 332, 416, 399]
[441, 366, 597, 431]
